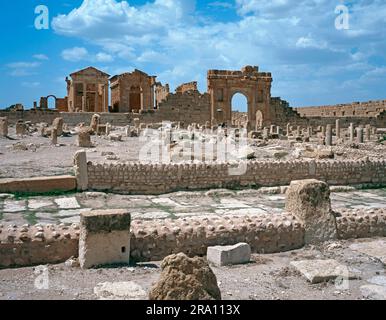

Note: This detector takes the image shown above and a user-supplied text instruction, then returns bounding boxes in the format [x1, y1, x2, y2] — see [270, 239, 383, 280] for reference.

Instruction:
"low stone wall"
[0, 175, 76, 194]
[1, 208, 385, 268]
[336, 208, 386, 239]
[86, 159, 386, 195]
[130, 213, 303, 262]
[0, 224, 79, 268]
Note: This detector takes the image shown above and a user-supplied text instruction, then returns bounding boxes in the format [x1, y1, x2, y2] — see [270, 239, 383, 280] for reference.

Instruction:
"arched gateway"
[207, 66, 272, 129]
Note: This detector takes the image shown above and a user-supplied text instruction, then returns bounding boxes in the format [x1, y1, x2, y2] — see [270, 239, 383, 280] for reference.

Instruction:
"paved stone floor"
[0, 188, 385, 226]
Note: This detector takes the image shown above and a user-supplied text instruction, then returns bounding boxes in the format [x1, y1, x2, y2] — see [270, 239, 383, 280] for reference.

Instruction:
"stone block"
[79, 209, 131, 269]
[290, 259, 357, 284]
[207, 243, 251, 266]
[78, 129, 92, 147]
[285, 179, 337, 244]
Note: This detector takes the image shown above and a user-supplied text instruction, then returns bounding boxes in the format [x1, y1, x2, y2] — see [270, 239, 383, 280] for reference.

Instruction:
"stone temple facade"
[66, 67, 110, 113]
[110, 69, 157, 113]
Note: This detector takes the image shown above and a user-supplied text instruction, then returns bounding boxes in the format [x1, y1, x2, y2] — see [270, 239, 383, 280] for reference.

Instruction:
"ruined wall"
[155, 83, 170, 108]
[175, 82, 198, 94]
[270, 98, 309, 127]
[1, 208, 385, 267]
[147, 91, 211, 125]
[86, 159, 386, 195]
[295, 100, 386, 118]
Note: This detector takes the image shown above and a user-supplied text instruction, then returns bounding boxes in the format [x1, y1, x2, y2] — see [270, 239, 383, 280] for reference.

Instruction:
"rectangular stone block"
[207, 243, 251, 266]
[79, 209, 131, 269]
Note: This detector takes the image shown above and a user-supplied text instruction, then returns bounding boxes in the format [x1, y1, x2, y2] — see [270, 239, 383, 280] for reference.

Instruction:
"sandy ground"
[0, 237, 385, 300]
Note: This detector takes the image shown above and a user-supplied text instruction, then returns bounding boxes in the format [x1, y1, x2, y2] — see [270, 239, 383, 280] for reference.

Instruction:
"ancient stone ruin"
[0, 63, 385, 301]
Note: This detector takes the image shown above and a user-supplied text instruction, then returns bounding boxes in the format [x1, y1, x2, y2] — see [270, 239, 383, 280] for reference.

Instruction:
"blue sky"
[1, 0, 386, 110]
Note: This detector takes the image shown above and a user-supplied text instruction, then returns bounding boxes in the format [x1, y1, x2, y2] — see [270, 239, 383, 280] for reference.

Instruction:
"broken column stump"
[285, 179, 337, 244]
[79, 209, 131, 269]
[0, 117, 8, 137]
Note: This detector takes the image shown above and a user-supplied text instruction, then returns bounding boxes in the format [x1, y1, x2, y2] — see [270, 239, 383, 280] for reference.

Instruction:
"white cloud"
[6, 61, 41, 77]
[61, 46, 114, 63]
[7, 62, 40, 68]
[95, 52, 114, 62]
[21, 81, 41, 88]
[33, 54, 49, 60]
[52, 0, 386, 105]
[61, 47, 89, 62]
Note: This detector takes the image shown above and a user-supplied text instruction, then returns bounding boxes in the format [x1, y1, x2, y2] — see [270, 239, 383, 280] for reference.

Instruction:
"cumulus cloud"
[61, 47, 89, 62]
[61, 47, 113, 63]
[52, 0, 386, 105]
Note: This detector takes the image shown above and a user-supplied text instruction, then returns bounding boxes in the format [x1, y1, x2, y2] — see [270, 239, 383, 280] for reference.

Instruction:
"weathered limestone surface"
[290, 259, 357, 284]
[148, 253, 221, 300]
[79, 209, 131, 269]
[52, 117, 64, 136]
[1, 208, 385, 268]
[78, 129, 92, 148]
[361, 285, 386, 300]
[94, 282, 147, 300]
[0, 117, 8, 137]
[0, 175, 76, 194]
[349, 240, 386, 266]
[73, 150, 88, 191]
[285, 179, 337, 244]
[86, 159, 386, 195]
[207, 243, 251, 266]
[51, 128, 58, 145]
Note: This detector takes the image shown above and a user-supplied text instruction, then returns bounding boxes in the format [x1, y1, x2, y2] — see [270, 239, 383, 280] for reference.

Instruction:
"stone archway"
[207, 66, 272, 130]
[231, 92, 249, 127]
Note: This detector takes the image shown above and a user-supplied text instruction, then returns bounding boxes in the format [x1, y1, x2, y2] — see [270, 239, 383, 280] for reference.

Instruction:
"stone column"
[106, 123, 111, 136]
[79, 209, 131, 269]
[286, 123, 290, 136]
[349, 123, 354, 143]
[285, 179, 337, 244]
[0, 117, 8, 137]
[325, 124, 332, 146]
[95, 84, 99, 113]
[73, 150, 88, 191]
[82, 82, 87, 112]
[321, 126, 326, 136]
[51, 128, 58, 145]
[356, 127, 364, 143]
[263, 127, 269, 139]
[365, 126, 371, 141]
[33, 102, 37, 110]
[270, 125, 275, 135]
[335, 119, 340, 139]
[276, 126, 281, 135]
[307, 126, 312, 137]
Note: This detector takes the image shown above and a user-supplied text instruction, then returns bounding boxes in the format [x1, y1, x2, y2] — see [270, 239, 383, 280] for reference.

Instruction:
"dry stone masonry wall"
[86, 159, 386, 195]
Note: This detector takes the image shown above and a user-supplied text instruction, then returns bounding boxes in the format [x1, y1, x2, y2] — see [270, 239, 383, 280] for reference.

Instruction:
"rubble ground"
[1, 237, 385, 300]
[0, 126, 385, 179]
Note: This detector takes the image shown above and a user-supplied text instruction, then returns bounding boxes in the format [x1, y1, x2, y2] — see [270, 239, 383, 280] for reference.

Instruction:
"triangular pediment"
[70, 66, 110, 78]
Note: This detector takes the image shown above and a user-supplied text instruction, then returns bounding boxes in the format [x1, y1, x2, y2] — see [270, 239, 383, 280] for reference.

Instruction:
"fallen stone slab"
[349, 240, 386, 266]
[0, 176, 76, 194]
[290, 259, 357, 284]
[94, 281, 147, 300]
[360, 285, 386, 300]
[207, 243, 251, 266]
